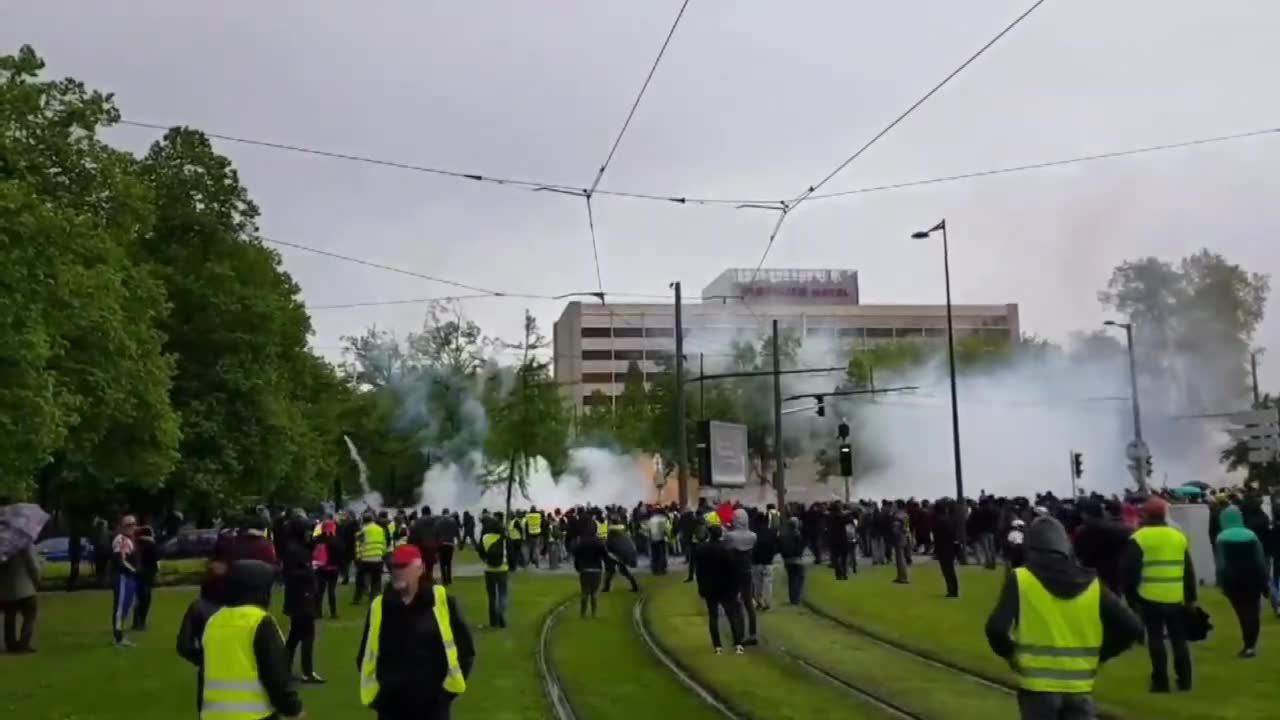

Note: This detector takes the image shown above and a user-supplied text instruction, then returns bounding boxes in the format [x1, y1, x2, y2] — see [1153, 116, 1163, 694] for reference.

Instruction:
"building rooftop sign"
[701, 268, 860, 305]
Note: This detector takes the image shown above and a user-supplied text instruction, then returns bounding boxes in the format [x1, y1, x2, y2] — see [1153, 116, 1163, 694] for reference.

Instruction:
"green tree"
[0, 46, 179, 502]
[483, 311, 570, 516]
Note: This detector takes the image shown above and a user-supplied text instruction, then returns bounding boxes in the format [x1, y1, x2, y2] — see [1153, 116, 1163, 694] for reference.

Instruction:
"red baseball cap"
[390, 544, 422, 568]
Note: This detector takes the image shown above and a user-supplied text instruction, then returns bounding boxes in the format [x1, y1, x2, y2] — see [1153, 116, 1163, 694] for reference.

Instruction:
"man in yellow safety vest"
[506, 512, 525, 572]
[353, 513, 389, 606]
[1123, 497, 1198, 693]
[199, 559, 304, 720]
[524, 506, 544, 569]
[986, 516, 1143, 719]
[358, 544, 474, 720]
[478, 516, 509, 629]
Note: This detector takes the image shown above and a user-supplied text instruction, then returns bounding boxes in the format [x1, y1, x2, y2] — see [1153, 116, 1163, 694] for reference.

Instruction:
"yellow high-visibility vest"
[358, 523, 388, 562]
[526, 512, 543, 536]
[596, 521, 608, 539]
[703, 511, 721, 527]
[507, 519, 523, 540]
[1012, 568, 1102, 694]
[1132, 526, 1188, 604]
[360, 585, 466, 707]
[200, 606, 277, 720]
[481, 533, 508, 573]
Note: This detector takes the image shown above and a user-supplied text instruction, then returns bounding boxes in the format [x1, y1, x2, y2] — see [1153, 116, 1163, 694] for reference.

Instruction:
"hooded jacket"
[985, 517, 1143, 665]
[197, 560, 302, 719]
[722, 509, 757, 577]
[1215, 505, 1269, 596]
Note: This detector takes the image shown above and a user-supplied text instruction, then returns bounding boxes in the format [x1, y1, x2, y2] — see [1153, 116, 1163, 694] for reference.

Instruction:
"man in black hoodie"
[1072, 500, 1131, 595]
[694, 526, 745, 655]
[198, 559, 304, 720]
[986, 517, 1143, 720]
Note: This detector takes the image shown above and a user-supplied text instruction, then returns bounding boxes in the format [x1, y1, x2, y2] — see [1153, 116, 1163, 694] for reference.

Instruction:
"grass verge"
[806, 562, 1280, 720]
[1, 573, 575, 720]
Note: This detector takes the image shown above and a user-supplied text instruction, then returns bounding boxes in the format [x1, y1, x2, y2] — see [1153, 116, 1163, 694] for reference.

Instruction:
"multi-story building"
[553, 268, 1019, 410]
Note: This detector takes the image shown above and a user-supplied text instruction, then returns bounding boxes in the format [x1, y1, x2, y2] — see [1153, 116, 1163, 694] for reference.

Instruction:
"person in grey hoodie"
[723, 508, 758, 645]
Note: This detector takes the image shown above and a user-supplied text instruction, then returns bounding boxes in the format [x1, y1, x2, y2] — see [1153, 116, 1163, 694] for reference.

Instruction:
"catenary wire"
[747, 0, 1050, 284]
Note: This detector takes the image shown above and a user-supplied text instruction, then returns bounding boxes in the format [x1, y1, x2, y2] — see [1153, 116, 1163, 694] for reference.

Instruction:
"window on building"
[806, 327, 835, 337]
[614, 349, 644, 361]
[895, 328, 924, 338]
[581, 372, 614, 384]
[613, 327, 645, 338]
[646, 349, 674, 361]
[923, 328, 946, 338]
[645, 327, 675, 338]
[582, 350, 612, 361]
[836, 327, 864, 338]
[866, 327, 894, 339]
[581, 327, 611, 338]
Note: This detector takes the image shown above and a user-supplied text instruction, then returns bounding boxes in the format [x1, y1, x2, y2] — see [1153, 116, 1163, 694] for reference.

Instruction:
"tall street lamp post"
[912, 219, 964, 504]
[1104, 320, 1148, 491]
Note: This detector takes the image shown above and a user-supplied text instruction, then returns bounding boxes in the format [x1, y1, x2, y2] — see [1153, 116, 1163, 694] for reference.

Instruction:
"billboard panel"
[708, 420, 748, 488]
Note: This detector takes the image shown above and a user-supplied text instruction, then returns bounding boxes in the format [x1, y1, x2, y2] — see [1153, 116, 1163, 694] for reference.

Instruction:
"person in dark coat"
[694, 526, 745, 654]
[826, 505, 852, 580]
[434, 510, 460, 586]
[572, 521, 607, 618]
[132, 524, 160, 630]
[282, 518, 324, 683]
[1073, 500, 1131, 595]
[778, 518, 807, 604]
[1214, 505, 1269, 657]
[315, 519, 343, 619]
[933, 499, 962, 598]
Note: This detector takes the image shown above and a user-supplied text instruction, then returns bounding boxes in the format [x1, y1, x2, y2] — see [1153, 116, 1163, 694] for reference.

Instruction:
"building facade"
[553, 268, 1019, 410]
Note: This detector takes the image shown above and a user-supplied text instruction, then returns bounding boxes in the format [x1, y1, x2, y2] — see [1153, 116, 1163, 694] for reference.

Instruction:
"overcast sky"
[6, 0, 1278, 386]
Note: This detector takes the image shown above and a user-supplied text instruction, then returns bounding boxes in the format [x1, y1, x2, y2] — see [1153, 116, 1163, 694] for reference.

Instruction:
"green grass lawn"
[806, 562, 1280, 720]
[38, 558, 209, 590]
[549, 586, 723, 720]
[644, 575, 899, 719]
[1, 574, 575, 720]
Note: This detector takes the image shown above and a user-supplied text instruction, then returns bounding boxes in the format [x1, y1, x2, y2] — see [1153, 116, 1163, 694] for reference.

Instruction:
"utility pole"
[1251, 350, 1261, 407]
[772, 320, 787, 513]
[699, 353, 705, 420]
[672, 281, 689, 509]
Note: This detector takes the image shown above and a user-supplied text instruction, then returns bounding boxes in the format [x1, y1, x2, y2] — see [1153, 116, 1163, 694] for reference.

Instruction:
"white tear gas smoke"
[685, 322, 1243, 501]
[415, 447, 651, 512]
[342, 434, 383, 511]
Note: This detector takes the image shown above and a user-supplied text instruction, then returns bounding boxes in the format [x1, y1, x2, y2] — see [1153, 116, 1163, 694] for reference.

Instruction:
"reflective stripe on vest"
[361, 585, 467, 707]
[200, 606, 275, 720]
[596, 521, 608, 539]
[1013, 567, 1102, 694]
[359, 523, 387, 561]
[526, 513, 543, 536]
[1132, 526, 1188, 604]
[704, 511, 721, 527]
[481, 533, 508, 573]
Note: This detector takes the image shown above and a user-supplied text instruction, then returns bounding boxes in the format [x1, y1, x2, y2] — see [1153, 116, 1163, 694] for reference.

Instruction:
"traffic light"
[837, 421, 850, 440]
[814, 395, 826, 417]
[1071, 452, 1083, 479]
[838, 443, 853, 477]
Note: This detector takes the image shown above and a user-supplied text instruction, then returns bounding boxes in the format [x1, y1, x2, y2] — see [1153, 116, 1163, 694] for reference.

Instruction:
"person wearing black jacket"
[357, 544, 475, 720]
[986, 516, 1143, 719]
[751, 514, 779, 610]
[197, 559, 303, 720]
[282, 518, 324, 684]
[694, 526, 745, 654]
[826, 506, 852, 581]
[1072, 500, 1131, 595]
[132, 525, 160, 630]
[435, 511, 460, 586]
[933, 499, 962, 598]
[461, 512, 476, 551]
[778, 518, 807, 604]
[572, 522, 607, 618]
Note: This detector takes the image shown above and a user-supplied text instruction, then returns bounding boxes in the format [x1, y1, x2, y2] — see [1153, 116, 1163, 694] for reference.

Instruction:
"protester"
[778, 517, 807, 605]
[461, 511, 476, 551]
[648, 508, 670, 576]
[891, 500, 911, 584]
[478, 516, 509, 629]
[524, 505, 544, 569]
[694, 526, 745, 655]
[0, 541, 40, 653]
[826, 504, 852, 580]
[603, 516, 640, 593]
[436, 509, 459, 585]
[110, 514, 139, 647]
[1073, 500, 1131, 594]
[1122, 497, 1197, 693]
[132, 524, 159, 631]
[985, 516, 1143, 720]
[357, 544, 474, 720]
[933, 499, 961, 598]
[1214, 504, 1269, 658]
[1005, 519, 1026, 570]
[723, 508, 758, 645]
[572, 520, 607, 618]
[282, 518, 324, 684]
[751, 510, 779, 611]
[198, 559, 303, 720]
[354, 512, 389, 605]
[314, 519, 342, 619]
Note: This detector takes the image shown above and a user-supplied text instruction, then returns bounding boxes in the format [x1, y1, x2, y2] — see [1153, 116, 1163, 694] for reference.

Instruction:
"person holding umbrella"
[0, 503, 48, 653]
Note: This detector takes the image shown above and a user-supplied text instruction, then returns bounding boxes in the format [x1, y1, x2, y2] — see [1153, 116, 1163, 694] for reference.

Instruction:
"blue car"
[36, 537, 93, 563]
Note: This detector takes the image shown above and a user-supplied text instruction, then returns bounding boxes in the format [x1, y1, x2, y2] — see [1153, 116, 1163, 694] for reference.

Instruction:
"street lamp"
[1104, 320, 1147, 490]
[912, 219, 963, 504]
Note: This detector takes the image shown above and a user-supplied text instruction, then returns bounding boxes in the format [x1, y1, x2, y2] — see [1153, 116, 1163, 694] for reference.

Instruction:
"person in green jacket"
[1214, 505, 1269, 658]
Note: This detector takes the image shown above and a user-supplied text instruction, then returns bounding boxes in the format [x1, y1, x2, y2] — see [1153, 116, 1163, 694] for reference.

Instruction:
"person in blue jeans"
[110, 515, 139, 646]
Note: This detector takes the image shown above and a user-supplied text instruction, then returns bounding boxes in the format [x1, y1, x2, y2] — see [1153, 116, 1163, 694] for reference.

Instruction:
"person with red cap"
[358, 544, 475, 720]
[1122, 497, 1198, 693]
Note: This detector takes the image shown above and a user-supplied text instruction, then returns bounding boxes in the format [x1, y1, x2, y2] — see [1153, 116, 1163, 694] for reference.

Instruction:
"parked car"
[159, 528, 220, 560]
[36, 537, 92, 563]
